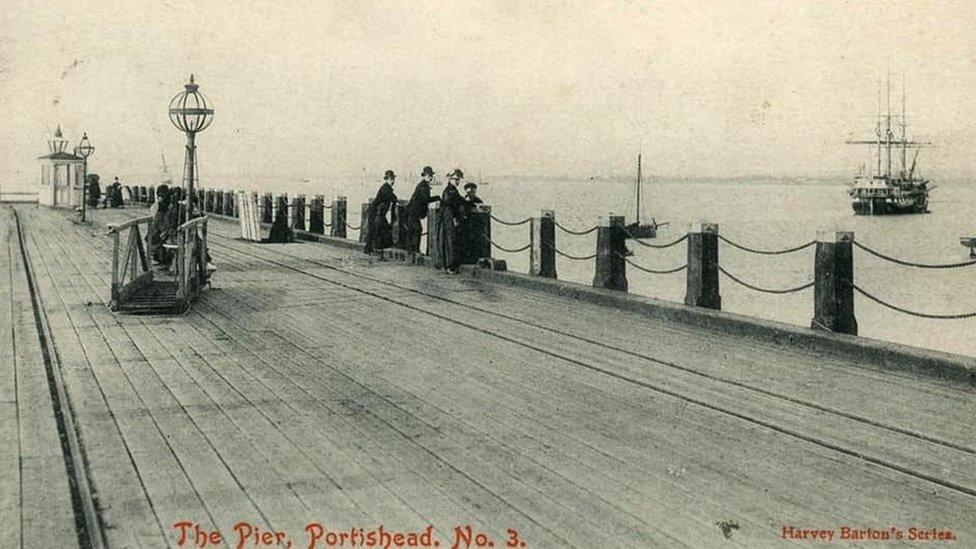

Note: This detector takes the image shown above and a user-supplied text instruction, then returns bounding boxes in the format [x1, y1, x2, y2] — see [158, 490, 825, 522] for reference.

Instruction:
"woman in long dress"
[438, 169, 465, 273]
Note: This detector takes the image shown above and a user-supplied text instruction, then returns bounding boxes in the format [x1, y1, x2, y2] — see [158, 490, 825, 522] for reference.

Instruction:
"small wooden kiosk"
[37, 126, 85, 208]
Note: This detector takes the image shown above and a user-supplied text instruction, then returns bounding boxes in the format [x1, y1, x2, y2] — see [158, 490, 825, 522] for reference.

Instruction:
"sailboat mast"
[875, 88, 882, 176]
[885, 72, 892, 178]
[901, 78, 907, 177]
[636, 153, 642, 225]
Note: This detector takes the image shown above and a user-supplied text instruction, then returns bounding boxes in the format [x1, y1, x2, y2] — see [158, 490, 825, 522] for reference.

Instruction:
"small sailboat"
[625, 153, 664, 238]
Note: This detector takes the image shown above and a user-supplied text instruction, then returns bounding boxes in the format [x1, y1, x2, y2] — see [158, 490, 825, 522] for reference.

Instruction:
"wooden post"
[592, 214, 627, 291]
[276, 195, 289, 224]
[291, 195, 305, 231]
[196, 189, 205, 214]
[262, 193, 273, 223]
[285, 193, 293, 228]
[309, 195, 325, 234]
[227, 189, 238, 217]
[392, 200, 409, 249]
[685, 222, 721, 310]
[331, 196, 347, 238]
[428, 202, 442, 268]
[205, 189, 214, 213]
[271, 193, 279, 223]
[359, 202, 371, 244]
[139, 186, 147, 203]
[811, 230, 857, 335]
[110, 230, 120, 304]
[148, 186, 156, 205]
[531, 210, 557, 278]
[463, 204, 492, 264]
[303, 194, 311, 231]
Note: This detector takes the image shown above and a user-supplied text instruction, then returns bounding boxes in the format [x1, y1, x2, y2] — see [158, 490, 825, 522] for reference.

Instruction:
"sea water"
[202, 174, 976, 358]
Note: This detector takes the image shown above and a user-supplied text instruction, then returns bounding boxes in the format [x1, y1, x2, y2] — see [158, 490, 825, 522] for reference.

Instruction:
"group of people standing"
[363, 166, 482, 274]
[86, 176, 125, 208]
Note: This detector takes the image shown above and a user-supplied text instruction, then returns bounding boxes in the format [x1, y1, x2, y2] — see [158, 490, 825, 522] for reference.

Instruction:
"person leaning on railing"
[150, 186, 175, 266]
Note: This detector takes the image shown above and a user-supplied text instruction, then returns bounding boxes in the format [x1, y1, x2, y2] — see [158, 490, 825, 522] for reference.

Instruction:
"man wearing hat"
[437, 168, 465, 273]
[363, 169, 398, 255]
[404, 166, 440, 253]
[459, 181, 485, 264]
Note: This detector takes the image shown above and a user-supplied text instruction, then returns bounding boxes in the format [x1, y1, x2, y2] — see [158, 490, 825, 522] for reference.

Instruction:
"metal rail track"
[11, 208, 107, 549]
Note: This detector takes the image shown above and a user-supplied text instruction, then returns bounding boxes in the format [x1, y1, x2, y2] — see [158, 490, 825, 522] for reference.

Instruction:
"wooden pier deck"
[4, 203, 976, 547]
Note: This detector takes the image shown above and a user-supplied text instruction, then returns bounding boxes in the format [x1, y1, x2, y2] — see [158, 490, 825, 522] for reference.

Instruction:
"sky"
[2, 0, 976, 187]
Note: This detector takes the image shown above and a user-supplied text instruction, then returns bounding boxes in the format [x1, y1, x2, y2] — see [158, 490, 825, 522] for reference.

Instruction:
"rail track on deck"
[203, 234, 976, 502]
[9, 207, 107, 549]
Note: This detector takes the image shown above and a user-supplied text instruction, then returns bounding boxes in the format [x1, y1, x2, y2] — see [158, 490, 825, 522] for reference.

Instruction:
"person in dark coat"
[363, 170, 398, 255]
[149, 187, 172, 265]
[108, 178, 124, 208]
[86, 174, 101, 207]
[404, 166, 440, 253]
[438, 169, 465, 273]
[460, 181, 485, 264]
[267, 198, 295, 243]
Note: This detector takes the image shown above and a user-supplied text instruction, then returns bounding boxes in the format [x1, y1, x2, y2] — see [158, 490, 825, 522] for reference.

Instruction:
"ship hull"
[625, 222, 657, 239]
[848, 175, 929, 216]
[851, 197, 928, 215]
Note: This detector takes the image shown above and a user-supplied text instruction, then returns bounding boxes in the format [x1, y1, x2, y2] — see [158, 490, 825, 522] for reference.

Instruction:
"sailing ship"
[847, 79, 930, 215]
[625, 153, 663, 238]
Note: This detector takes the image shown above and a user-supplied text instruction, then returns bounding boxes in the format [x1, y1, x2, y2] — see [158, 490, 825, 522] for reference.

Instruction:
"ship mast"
[636, 153, 642, 225]
[875, 88, 882, 176]
[900, 77, 907, 178]
[885, 72, 892, 179]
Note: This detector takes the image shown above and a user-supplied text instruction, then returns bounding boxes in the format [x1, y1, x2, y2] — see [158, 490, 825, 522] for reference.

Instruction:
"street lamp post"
[77, 133, 95, 222]
[168, 74, 214, 221]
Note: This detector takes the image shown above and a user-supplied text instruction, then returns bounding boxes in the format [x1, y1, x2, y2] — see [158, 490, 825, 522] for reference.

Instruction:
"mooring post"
[531, 210, 557, 278]
[392, 200, 409, 249]
[359, 202, 371, 244]
[685, 222, 721, 310]
[811, 230, 857, 335]
[291, 194, 305, 231]
[228, 189, 238, 217]
[428, 202, 442, 268]
[148, 186, 156, 205]
[271, 193, 279, 222]
[592, 214, 628, 291]
[462, 205, 492, 264]
[204, 189, 213, 213]
[309, 194, 325, 234]
[284, 193, 293, 228]
[331, 196, 347, 238]
[139, 186, 147, 203]
[262, 193, 273, 223]
[303, 194, 311, 231]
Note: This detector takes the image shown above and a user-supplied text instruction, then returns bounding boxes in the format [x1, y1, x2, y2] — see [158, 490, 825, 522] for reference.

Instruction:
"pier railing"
[107, 216, 154, 310]
[189, 185, 976, 333]
[176, 215, 210, 310]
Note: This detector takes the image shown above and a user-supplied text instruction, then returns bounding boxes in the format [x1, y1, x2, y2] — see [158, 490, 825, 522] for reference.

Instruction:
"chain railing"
[718, 266, 814, 294]
[555, 221, 598, 236]
[853, 241, 976, 269]
[854, 284, 976, 320]
[719, 234, 817, 255]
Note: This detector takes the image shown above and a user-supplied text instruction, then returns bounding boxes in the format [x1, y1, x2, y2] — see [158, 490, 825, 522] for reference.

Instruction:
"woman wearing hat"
[438, 168, 465, 273]
[364, 169, 398, 255]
